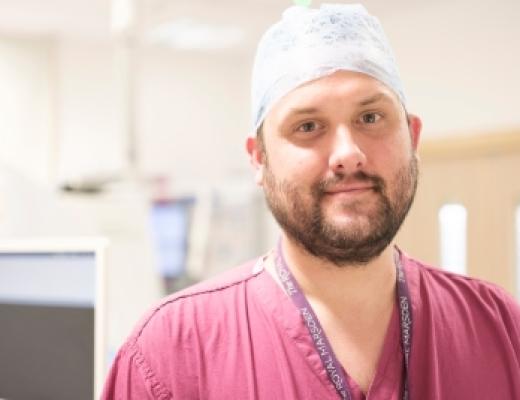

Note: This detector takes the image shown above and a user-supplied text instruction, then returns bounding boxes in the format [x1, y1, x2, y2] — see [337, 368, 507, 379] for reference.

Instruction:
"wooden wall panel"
[396, 131, 520, 296]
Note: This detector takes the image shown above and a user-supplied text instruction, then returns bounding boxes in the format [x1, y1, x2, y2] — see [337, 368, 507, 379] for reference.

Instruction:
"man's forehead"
[268, 73, 401, 120]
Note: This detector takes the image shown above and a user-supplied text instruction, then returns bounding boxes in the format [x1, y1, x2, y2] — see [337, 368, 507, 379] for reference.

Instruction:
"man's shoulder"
[169, 258, 262, 299]
[104, 258, 268, 398]
[129, 257, 264, 341]
[405, 253, 510, 295]
[403, 252, 520, 323]
[403, 252, 520, 375]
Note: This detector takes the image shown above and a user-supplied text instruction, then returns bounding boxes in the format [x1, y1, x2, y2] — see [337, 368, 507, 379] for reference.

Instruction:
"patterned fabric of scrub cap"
[250, 3, 406, 132]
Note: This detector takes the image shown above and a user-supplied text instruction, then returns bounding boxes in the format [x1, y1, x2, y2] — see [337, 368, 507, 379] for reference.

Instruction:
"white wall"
[382, 0, 520, 137]
[56, 39, 126, 182]
[136, 47, 253, 190]
[53, 41, 255, 188]
[0, 37, 56, 184]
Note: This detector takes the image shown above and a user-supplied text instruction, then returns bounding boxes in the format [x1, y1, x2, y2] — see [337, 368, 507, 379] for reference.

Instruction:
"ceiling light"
[146, 18, 244, 50]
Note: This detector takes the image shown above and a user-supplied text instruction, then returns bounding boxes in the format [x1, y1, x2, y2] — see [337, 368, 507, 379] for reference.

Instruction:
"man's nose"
[328, 125, 367, 173]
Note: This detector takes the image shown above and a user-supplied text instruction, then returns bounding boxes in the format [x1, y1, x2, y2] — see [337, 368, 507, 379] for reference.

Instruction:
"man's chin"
[322, 194, 381, 215]
[321, 211, 375, 232]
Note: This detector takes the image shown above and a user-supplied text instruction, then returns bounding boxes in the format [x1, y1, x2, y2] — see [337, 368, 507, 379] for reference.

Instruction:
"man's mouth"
[324, 184, 375, 195]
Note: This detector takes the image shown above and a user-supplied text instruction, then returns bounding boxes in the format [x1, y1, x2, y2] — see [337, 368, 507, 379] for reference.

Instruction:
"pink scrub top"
[102, 253, 520, 399]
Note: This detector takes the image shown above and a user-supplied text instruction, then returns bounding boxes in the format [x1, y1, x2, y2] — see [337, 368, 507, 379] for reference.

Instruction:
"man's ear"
[246, 136, 265, 186]
[407, 114, 422, 152]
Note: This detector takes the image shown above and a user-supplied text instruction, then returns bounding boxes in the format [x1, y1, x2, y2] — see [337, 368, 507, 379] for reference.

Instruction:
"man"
[102, 4, 520, 399]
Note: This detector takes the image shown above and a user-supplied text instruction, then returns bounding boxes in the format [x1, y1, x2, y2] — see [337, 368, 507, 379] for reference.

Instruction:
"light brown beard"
[262, 155, 418, 266]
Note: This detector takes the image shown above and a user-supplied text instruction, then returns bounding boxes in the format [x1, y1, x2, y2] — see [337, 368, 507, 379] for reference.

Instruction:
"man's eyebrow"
[358, 93, 392, 106]
[285, 93, 393, 116]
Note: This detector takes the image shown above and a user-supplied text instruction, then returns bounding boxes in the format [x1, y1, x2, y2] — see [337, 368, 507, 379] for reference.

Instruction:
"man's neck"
[273, 234, 397, 317]
[269, 235, 399, 394]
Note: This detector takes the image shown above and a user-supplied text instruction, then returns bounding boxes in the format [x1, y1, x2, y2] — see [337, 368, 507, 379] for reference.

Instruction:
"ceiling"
[0, 0, 414, 46]
[2, 0, 518, 134]
[0, 0, 110, 38]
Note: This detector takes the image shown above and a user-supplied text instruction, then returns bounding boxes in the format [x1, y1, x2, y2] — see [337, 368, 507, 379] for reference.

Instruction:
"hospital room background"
[0, 0, 519, 399]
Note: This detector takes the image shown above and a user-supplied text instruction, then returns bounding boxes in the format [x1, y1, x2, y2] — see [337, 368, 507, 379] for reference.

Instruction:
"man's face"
[248, 71, 422, 266]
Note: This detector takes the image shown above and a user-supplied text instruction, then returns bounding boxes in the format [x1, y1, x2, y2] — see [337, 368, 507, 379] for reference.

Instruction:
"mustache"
[315, 170, 386, 195]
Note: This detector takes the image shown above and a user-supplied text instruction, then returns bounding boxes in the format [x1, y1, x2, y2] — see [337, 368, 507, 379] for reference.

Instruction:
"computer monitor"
[0, 238, 108, 400]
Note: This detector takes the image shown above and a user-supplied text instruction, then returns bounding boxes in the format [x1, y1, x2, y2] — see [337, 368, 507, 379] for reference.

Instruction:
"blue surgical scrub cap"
[251, 4, 406, 132]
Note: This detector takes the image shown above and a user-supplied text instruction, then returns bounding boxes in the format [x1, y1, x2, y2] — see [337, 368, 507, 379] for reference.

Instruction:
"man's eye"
[297, 121, 318, 132]
[361, 113, 381, 124]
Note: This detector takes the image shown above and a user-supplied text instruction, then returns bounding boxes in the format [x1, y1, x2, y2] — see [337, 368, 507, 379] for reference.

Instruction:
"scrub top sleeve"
[101, 341, 172, 400]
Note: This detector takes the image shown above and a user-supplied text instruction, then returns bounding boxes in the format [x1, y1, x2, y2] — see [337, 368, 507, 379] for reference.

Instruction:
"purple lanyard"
[275, 241, 412, 400]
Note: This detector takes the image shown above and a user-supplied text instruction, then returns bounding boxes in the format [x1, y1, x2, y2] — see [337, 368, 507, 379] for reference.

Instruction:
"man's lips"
[324, 184, 375, 195]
